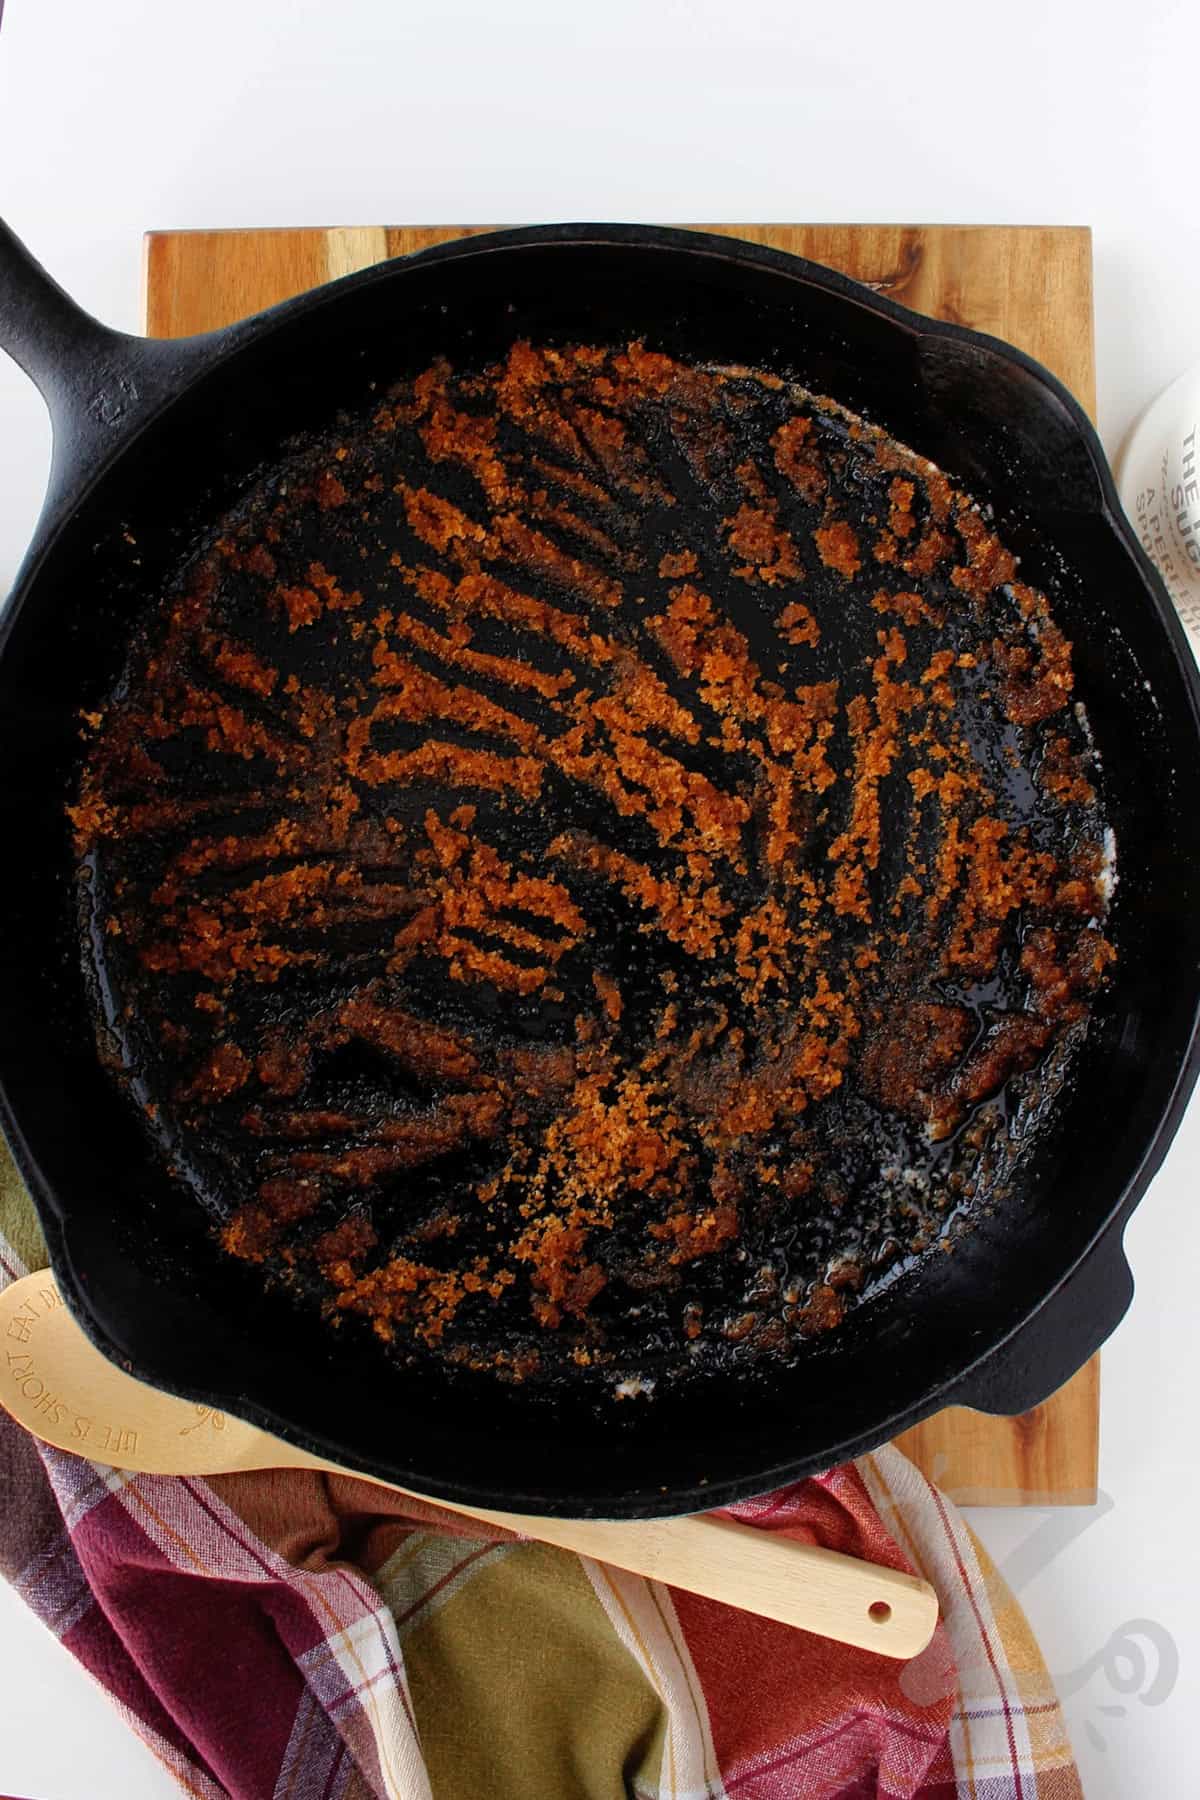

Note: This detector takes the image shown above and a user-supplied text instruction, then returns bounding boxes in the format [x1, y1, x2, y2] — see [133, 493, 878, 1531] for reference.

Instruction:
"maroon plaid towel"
[1, 1177, 1081, 1797]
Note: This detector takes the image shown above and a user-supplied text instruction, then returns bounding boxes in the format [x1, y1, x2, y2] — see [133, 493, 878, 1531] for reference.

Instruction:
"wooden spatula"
[0, 1269, 938, 1657]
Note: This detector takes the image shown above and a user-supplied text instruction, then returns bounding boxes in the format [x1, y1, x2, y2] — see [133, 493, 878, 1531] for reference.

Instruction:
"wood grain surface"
[142, 220, 1100, 1507]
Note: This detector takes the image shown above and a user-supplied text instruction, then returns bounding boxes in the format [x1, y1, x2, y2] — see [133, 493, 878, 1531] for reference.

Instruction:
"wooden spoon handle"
[414, 1501, 937, 1654]
[0, 1270, 938, 1657]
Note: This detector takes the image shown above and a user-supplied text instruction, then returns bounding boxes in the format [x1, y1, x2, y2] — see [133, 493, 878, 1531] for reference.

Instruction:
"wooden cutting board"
[142, 222, 1100, 1507]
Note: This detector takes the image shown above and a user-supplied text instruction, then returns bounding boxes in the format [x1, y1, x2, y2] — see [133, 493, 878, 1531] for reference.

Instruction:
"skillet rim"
[3, 220, 1199, 1514]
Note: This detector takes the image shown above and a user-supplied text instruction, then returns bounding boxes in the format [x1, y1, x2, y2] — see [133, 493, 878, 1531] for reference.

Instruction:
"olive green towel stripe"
[0, 1132, 45, 1275]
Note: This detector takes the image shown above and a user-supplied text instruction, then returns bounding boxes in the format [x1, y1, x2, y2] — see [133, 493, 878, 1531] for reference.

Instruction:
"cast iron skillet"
[1, 219, 1199, 1519]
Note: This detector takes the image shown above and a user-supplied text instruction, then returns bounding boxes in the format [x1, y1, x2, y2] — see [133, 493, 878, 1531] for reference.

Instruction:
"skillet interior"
[1, 229, 1198, 1515]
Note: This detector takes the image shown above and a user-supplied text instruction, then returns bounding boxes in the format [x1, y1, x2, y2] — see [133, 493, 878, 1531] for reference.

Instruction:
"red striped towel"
[0, 1157, 1080, 1799]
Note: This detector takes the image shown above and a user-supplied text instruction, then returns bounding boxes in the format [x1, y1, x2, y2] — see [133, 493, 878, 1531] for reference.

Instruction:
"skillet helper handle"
[0, 215, 213, 503]
[943, 1225, 1133, 1417]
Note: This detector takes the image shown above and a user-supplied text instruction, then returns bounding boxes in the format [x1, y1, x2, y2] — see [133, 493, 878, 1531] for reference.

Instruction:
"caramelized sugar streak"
[72, 342, 1113, 1390]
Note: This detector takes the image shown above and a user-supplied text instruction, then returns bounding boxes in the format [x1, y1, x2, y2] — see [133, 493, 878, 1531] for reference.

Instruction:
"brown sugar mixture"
[71, 341, 1115, 1394]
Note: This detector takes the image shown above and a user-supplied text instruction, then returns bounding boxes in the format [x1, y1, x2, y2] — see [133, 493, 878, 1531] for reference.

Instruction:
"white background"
[1, 1, 1198, 1794]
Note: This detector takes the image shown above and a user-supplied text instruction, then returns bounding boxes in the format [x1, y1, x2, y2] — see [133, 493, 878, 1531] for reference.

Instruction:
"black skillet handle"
[0, 217, 221, 511]
[940, 1226, 1134, 1417]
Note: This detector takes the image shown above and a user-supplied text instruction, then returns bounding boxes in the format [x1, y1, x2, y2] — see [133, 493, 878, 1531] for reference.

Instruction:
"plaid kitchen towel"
[0, 1144, 1081, 1800]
